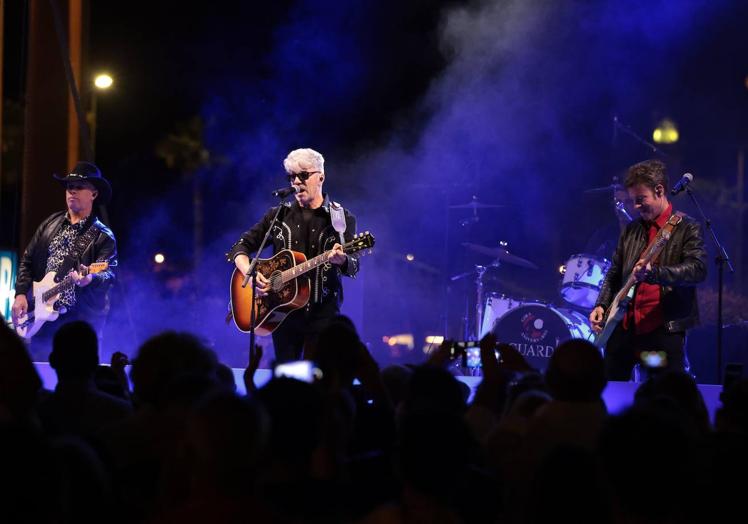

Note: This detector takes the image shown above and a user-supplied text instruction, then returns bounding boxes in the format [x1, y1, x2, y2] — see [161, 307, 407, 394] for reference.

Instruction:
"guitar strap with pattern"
[58, 219, 100, 276]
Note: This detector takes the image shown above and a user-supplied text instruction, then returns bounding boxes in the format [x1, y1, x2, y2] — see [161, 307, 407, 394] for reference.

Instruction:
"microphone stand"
[684, 186, 735, 383]
[241, 195, 291, 361]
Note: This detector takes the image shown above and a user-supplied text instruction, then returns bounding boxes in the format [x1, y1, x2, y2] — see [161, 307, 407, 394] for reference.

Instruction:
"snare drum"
[560, 254, 611, 309]
[480, 293, 523, 338]
[492, 302, 593, 372]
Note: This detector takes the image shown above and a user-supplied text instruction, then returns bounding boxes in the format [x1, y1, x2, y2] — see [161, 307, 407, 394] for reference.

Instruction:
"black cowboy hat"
[53, 161, 112, 204]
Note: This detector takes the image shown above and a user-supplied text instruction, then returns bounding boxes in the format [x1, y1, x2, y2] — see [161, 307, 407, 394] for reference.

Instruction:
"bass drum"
[492, 302, 593, 372]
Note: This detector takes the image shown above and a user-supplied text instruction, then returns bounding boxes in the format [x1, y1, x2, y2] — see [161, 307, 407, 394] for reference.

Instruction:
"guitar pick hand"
[589, 306, 605, 334]
[249, 272, 271, 297]
[11, 295, 28, 326]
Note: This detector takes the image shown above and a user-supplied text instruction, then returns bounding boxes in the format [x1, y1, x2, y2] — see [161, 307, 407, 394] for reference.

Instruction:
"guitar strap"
[330, 201, 347, 244]
[626, 211, 683, 298]
[59, 218, 100, 276]
[641, 211, 684, 268]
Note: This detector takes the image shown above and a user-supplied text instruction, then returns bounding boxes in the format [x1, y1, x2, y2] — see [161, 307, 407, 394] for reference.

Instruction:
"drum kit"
[450, 194, 615, 372]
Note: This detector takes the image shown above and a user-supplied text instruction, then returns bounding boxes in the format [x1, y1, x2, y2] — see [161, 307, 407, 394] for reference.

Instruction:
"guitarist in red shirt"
[589, 160, 707, 381]
[227, 148, 359, 363]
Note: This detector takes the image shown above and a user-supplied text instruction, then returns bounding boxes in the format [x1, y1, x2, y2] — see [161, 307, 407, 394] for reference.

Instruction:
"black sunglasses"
[286, 170, 320, 183]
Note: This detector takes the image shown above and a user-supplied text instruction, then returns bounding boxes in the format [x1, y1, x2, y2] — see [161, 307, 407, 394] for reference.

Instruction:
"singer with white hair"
[227, 148, 359, 363]
[589, 159, 707, 381]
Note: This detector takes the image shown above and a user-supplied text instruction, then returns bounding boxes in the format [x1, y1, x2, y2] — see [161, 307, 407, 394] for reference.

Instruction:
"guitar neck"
[42, 274, 77, 302]
[610, 225, 672, 309]
[40, 263, 108, 302]
[274, 232, 374, 284]
[279, 250, 337, 284]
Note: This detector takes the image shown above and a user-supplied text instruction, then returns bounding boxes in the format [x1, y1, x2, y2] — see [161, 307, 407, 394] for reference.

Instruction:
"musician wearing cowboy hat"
[12, 161, 117, 360]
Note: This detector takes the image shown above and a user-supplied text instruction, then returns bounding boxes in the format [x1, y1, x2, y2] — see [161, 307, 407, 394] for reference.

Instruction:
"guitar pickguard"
[253, 252, 306, 321]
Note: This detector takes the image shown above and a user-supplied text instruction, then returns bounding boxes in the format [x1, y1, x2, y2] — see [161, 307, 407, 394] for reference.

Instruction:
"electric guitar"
[230, 232, 375, 336]
[14, 262, 110, 340]
[594, 214, 683, 348]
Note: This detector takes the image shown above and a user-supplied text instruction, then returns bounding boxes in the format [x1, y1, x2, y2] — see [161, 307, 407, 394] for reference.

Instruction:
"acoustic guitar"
[230, 232, 375, 335]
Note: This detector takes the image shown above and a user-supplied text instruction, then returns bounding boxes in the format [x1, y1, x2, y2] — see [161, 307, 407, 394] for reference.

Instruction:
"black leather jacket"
[227, 195, 359, 308]
[595, 212, 707, 333]
[15, 211, 117, 318]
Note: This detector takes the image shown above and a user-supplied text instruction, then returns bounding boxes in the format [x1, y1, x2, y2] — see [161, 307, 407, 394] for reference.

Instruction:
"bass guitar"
[230, 232, 375, 336]
[14, 262, 110, 340]
[594, 213, 683, 348]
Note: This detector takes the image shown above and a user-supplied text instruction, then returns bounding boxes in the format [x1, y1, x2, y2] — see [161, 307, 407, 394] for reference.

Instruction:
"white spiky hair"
[283, 148, 325, 174]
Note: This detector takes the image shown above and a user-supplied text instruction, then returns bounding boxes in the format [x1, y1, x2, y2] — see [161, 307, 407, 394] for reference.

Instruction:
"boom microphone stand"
[683, 185, 735, 383]
[242, 191, 294, 360]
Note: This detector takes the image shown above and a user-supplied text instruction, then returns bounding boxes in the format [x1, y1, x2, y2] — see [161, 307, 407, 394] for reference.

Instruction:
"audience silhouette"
[1, 317, 743, 524]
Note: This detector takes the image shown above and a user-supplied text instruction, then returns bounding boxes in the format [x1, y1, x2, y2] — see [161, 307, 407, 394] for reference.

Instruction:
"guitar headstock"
[345, 231, 375, 255]
[86, 262, 110, 275]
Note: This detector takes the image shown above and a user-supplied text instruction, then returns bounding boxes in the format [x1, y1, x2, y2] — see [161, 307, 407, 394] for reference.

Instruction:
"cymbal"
[584, 183, 624, 193]
[462, 242, 538, 270]
[386, 251, 441, 275]
[449, 196, 505, 209]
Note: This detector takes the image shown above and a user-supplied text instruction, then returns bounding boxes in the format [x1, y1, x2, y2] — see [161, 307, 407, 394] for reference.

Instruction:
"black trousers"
[604, 323, 687, 382]
[271, 300, 339, 363]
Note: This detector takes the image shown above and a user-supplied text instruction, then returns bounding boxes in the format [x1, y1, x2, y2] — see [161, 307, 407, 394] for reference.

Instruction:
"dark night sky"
[84, 0, 465, 252]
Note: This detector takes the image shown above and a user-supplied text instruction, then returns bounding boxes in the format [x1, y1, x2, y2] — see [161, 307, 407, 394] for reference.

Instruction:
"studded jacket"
[227, 195, 359, 308]
[595, 212, 707, 333]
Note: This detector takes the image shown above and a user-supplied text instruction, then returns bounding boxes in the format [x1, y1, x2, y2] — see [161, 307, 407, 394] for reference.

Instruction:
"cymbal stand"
[474, 265, 487, 340]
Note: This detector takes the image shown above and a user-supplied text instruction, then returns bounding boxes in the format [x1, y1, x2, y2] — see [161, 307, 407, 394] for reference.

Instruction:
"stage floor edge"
[33, 363, 723, 422]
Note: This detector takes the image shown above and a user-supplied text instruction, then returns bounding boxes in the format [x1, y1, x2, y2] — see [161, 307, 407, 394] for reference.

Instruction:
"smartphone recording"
[273, 360, 322, 383]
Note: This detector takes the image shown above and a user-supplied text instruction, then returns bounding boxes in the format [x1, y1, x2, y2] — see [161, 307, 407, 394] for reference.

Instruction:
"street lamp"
[94, 73, 113, 90]
[652, 118, 679, 144]
[87, 72, 114, 159]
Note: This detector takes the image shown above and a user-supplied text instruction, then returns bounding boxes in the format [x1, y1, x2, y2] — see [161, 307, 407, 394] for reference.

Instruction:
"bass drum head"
[492, 303, 593, 372]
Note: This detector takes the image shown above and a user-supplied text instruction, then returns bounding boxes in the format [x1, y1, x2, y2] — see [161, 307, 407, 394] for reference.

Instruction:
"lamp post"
[87, 73, 114, 159]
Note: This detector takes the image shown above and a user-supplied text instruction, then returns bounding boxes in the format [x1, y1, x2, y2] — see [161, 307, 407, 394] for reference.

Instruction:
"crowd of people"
[1, 316, 746, 524]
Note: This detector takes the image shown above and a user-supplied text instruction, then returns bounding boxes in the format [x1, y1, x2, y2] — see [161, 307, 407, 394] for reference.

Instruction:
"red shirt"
[623, 203, 672, 334]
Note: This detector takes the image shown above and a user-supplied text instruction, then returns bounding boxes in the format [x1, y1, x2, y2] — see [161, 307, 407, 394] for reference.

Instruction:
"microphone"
[271, 186, 299, 198]
[670, 173, 693, 196]
[614, 200, 633, 223]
